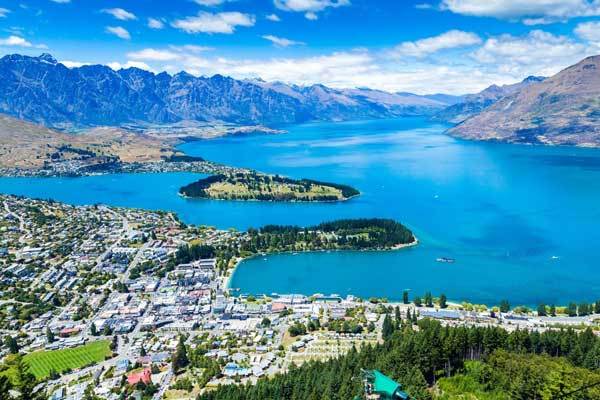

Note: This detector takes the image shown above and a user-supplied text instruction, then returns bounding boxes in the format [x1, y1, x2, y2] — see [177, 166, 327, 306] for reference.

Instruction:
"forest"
[178, 172, 359, 202]
[199, 316, 600, 400]
[241, 218, 415, 253]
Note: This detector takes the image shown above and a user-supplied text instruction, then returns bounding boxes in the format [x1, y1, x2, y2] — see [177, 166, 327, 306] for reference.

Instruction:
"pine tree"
[46, 328, 55, 343]
[4, 336, 19, 354]
[595, 300, 600, 314]
[439, 294, 448, 309]
[173, 335, 189, 373]
[499, 300, 510, 313]
[382, 314, 394, 340]
[394, 306, 401, 326]
[414, 297, 422, 307]
[424, 292, 433, 307]
[568, 302, 578, 317]
[90, 323, 97, 336]
[0, 376, 12, 400]
[403, 290, 409, 304]
[537, 304, 547, 316]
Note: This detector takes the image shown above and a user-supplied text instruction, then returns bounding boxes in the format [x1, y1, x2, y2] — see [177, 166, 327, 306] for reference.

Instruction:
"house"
[127, 368, 152, 386]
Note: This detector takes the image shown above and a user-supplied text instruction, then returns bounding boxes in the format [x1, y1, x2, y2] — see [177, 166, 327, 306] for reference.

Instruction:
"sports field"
[24, 340, 111, 379]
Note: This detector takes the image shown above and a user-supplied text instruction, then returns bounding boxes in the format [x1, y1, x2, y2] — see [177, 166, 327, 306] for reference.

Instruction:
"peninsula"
[240, 218, 416, 253]
[179, 172, 360, 202]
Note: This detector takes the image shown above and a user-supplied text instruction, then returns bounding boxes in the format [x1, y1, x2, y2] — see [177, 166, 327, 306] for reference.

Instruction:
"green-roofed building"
[360, 370, 410, 400]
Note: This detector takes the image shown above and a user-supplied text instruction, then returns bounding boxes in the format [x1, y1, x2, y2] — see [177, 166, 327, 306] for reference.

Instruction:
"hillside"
[0, 114, 178, 169]
[0, 54, 449, 129]
[434, 76, 544, 123]
[449, 56, 600, 146]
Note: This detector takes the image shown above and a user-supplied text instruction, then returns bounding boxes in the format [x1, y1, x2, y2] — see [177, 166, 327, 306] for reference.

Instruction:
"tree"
[424, 292, 433, 307]
[550, 304, 556, 317]
[595, 300, 600, 314]
[46, 327, 55, 343]
[403, 291, 409, 304]
[110, 335, 118, 351]
[14, 355, 44, 400]
[4, 335, 19, 354]
[172, 335, 189, 374]
[90, 323, 98, 336]
[140, 345, 147, 357]
[537, 304, 547, 316]
[261, 317, 271, 328]
[382, 314, 394, 340]
[578, 303, 590, 316]
[499, 300, 510, 313]
[567, 302, 578, 317]
[439, 294, 448, 309]
[0, 376, 12, 400]
[414, 297, 422, 307]
[394, 306, 401, 325]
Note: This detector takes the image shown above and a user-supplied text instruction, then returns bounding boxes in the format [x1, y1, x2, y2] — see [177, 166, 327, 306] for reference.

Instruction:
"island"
[179, 172, 360, 202]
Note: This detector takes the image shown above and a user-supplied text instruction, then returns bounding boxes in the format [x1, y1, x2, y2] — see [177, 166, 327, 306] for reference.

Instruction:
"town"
[0, 194, 599, 400]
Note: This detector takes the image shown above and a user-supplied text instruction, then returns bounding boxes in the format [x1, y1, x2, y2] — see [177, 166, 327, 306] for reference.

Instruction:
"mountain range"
[0, 53, 450, 129]
[449, 55, 600, 146]
[434, 76, 545, 124]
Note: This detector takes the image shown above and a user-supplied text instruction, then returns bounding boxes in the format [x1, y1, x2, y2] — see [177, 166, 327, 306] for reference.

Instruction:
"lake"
[2, 117, 600, 305]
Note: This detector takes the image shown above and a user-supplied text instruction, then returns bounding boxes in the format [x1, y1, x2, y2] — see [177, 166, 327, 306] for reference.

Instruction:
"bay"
[2, 117, 600, 305]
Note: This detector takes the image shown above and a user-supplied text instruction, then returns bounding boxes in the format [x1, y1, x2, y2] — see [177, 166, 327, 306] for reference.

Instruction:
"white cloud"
[266, 13, 281, 21]
[175, 44, 213, 53]
[274, 0, 350, 19]
[172, 12, 255, 34]
[50, 0, 71, 3]
[107, 61, 153, 71]
[441, 0, 600, 24]
[148, 18, 164, 29]
[194, 0, 238, 5]
[106, 26, 131, 40]
[128, 48, 181, 61]
[390, 30, 481, 58]
[575, 21, 600, 43]
[0, 8, 9, 17]
[102, 8, 137, 21]
[472, 30, 591, 77]
[0, 35, 32, 47]
[262, 35, 305, 47]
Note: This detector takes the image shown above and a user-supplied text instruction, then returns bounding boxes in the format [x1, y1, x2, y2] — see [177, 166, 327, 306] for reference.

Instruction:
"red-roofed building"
[59, 327, 80, 338]
[271, 302, 287, 313]
[127, 368, 152, 386]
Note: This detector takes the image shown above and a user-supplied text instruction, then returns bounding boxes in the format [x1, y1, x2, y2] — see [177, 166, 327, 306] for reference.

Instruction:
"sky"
[1, 0, 600, 94]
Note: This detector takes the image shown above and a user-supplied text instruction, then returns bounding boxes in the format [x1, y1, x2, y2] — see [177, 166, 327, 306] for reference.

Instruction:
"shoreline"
[225, 236, 419, 292]
[178, 191, 360, 204]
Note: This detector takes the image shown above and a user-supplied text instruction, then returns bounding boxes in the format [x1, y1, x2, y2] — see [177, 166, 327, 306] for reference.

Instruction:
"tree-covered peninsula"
[240, 218, 416, 253]
[179, 172, 360, 202]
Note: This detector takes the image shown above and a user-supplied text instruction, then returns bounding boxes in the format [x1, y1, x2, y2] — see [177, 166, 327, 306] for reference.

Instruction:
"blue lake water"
[2, 118, 600, 305]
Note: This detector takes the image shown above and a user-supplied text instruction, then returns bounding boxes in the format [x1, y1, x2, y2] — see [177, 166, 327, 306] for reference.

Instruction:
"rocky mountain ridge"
[0, 53, 450, 129]
[449, 55, 600, 146]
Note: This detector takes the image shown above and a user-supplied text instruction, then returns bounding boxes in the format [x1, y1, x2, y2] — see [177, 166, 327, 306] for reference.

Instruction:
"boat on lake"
[436, 257, 455, 263]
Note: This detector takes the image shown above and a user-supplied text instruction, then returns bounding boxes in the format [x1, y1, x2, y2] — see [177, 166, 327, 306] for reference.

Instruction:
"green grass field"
[24, 340, 111, 379]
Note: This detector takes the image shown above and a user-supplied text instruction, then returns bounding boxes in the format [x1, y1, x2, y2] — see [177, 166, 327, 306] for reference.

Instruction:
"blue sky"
[1, 0, 600, 94]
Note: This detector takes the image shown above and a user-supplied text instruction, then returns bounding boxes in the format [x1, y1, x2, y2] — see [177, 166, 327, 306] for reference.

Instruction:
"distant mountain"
[434, 76, 545, 124]
[449, 56, 600, 146]
[0, 53, 448, 129]
[422, 93, 465, 106]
